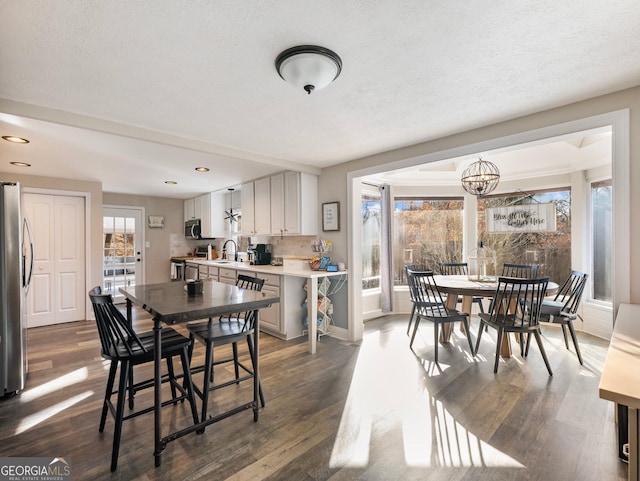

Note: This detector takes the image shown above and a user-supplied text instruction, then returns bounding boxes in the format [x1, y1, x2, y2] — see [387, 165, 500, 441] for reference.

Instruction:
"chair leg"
[127, 364, 134, 410]
[524, 332, 532, 357]
[111, 360, 129, 472]
[493, 328, 503, 373]
[165, 357, 177, 404]
[561, 324, 570, 349]
[246, 335, 265, 408]
[518, 331, 525, 357]
[409, 315, 421, 349]
[100, 361, 118, 432]
[474, 320, 484, 355]
[232, 342, 240, 383]
[406, 304, 416, 335]
[462, 318, 474, 355]
[433, 322, 439, 364]
[199, 341, 214, 430]
[533, 329, 553, 376]
[566, 320, 584, 365]
[179, 348, 200, 425]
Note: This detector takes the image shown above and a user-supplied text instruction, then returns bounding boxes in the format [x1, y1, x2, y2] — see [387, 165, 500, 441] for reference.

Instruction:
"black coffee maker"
[248, 243, 272, 265]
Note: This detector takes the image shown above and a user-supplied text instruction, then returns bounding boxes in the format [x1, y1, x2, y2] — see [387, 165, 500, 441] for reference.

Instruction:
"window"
[591, 179, 612, 302]
[478, 188, 571, 283]
[362, 192, 381, 289]
[394, 197, 464, 285]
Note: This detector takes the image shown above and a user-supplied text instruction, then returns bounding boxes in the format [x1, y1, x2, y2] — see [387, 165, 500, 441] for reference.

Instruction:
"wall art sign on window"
[486, 203, 556, 233]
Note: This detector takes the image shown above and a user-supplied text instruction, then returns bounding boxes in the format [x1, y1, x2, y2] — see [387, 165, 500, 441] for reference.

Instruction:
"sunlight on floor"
[16, 391, 94, 435]
[19, 367, 89, 403]
[330, 324, 524, 469]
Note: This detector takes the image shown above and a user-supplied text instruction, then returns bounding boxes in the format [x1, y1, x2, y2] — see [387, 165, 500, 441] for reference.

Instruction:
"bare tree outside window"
[393, 198, 464, 285]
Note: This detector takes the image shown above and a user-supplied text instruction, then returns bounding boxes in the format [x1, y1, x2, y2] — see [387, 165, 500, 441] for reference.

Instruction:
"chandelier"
[224, 188, 238, 224]
[461, 156, 500, 196]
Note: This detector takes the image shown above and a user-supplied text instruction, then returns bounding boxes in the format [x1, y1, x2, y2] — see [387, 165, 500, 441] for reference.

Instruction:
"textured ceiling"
[0, 1, 638, 198]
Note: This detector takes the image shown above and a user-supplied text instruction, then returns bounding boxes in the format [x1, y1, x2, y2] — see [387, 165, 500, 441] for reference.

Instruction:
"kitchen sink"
[211, 260, 233, 264]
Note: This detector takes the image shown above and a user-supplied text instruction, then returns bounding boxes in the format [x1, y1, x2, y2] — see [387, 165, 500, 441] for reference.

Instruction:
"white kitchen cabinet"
[271, 171, 318, 236]
[184, 198, 196, 222]
[218, 267, 237, 285]
[241, 178, 271, 236]
[185, 192, 226, 238]
[247, 271, 283, 335]
[240, 182, 255, 235]
[205, 190, 226, 239]
[198, 265, 218, 280]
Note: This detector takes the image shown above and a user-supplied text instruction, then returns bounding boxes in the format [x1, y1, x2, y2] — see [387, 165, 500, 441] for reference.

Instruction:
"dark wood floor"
[0, 310, 627, 481]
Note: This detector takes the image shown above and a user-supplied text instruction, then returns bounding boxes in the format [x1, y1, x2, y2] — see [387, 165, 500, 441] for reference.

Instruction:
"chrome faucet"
[222, 239, 238, 261]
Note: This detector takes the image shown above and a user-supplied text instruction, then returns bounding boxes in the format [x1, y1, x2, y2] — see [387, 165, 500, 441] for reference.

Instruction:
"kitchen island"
[184, 259, 347, 353]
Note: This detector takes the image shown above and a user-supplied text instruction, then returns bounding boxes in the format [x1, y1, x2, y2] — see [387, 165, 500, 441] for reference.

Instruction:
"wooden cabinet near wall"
[271, 171, 318, 236]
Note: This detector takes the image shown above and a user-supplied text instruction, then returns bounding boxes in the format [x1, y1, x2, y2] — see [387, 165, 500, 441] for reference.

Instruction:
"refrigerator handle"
[23, 217, 34, 293]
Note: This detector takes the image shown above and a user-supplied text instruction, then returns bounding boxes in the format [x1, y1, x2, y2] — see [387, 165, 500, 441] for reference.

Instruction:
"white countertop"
[184, 258, 347, 279]
[599, 303, 640, 409]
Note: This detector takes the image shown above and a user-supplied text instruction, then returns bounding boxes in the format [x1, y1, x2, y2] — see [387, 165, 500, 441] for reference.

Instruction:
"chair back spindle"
[501, 263, 540, 279]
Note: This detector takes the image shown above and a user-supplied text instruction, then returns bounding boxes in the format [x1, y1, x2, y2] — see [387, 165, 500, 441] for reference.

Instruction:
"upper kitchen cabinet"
[184, 192, 225, 238]
[184, 198, 196, 221]
[271, 171, 318, 236]
[241, 177, 271, 236]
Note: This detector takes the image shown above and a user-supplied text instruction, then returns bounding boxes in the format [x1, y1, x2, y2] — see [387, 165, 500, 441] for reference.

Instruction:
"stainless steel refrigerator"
[0, 182, 33, 395]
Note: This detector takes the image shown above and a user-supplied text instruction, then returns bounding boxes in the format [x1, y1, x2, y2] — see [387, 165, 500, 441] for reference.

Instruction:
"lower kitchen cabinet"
[183, 261, 309, 340]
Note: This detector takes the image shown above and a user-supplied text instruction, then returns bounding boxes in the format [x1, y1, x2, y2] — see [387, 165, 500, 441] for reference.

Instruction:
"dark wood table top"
[120, 280, 280, 324]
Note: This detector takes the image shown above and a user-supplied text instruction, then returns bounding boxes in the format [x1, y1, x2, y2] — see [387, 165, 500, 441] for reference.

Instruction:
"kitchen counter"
[185, 258, 347, 280]
[185, 258, 347, 353]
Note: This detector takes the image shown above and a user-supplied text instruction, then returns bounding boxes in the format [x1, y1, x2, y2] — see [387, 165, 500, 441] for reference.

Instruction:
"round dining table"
[433, 275, 558, 358]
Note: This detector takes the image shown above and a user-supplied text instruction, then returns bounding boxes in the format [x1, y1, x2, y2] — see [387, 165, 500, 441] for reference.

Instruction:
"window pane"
[362, 193, 381, 289]
[592, 180, 612, 302]
[478, 188, 572, 283]
[394, 198, 464, 285]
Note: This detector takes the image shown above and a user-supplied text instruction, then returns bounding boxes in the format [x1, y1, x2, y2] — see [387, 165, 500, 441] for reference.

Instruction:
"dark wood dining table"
[433, 275, 558, 358]
[120, 280, 279, 468]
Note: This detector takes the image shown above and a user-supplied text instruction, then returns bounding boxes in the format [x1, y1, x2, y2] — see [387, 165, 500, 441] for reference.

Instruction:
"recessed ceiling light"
[195, 167, 210, 172]
[10, 162, 31, 167]
[165, 181, 177, 185]
[2, 136, 30, 144]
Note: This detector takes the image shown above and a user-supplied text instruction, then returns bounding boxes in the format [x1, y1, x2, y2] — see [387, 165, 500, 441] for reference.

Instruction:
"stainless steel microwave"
[185, 219, 201, 239]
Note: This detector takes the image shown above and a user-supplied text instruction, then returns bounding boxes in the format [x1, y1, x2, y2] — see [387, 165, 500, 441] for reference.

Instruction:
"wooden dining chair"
[475, 276, 552, 375]
[187, 274, 266, 429]
[407, 270, 474, 363]
[439, 262, 486, 314]
[88, 287, 199, 472]
[536, 270, 588, 365]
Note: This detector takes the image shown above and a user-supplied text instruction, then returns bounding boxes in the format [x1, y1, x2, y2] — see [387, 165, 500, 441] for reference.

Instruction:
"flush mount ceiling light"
[461, 156, 500, 197]
[275, 45, 342, 94]
[2, 135, 30, 144]
[195, 167, 209, 172]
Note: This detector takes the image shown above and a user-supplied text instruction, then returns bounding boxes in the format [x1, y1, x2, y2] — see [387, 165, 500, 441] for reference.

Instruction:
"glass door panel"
[103, 207, 143, 303]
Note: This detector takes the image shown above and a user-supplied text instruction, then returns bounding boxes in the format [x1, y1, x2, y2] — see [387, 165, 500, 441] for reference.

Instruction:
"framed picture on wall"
[322, 202, 340, 231]
[148, 215, 164, 228]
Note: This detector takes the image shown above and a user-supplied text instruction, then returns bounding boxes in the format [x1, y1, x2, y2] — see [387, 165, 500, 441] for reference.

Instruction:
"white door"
[24, 194, 86, 327]
[103, 207, 144, 303]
